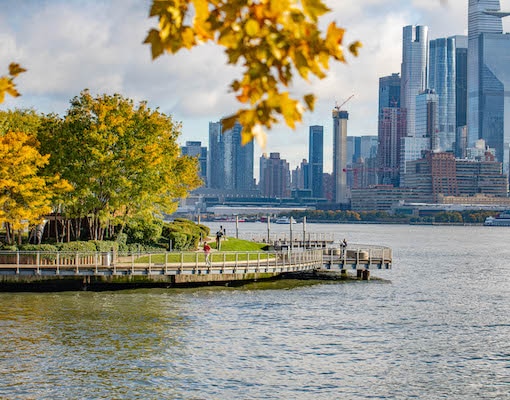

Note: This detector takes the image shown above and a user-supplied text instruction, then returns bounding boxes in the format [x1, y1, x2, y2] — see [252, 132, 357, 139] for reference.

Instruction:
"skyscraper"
[378, 73, 401, 114]
[378, 73, 404, 186]
[308, 125, 324, 198]
[259, 153, 290, 198]
[207, 120, 254, 192]
[332, 108, 349, 204]
[467, 0, 504, 145]
[401, 25, 429, 138]
[429, 37, 456, 151]
[378, 107, 407, 186]
[415, 89, 438, 150]
[181, 141, 207, 185]
[467, 0, 510, 171]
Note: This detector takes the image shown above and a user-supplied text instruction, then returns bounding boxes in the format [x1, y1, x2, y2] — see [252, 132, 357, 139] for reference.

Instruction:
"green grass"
[211, 237, 268, 251]
[134, 238, 272, 264]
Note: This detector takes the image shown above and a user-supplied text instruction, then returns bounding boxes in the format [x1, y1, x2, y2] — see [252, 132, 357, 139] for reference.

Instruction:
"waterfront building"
[181, 141, 207, 186]
[401, 25, 429, 138]
[429, 37, 456, 151]
[399, 136, 431, 186]
[351, 185, 415, 212]
[208, 120, 254, 192]
[332, 108, 349, 204]
[467, 0, 510, 170]
[309, 125, 324, 198]
[259, 152, 291, 198]
[404, 151, 508, 202]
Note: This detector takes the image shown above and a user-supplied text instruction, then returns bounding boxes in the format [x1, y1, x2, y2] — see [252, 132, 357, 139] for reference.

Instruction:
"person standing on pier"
[204, 242, 212, 266]
[341, 238, 348, 255]
[215, 229, 223, 250]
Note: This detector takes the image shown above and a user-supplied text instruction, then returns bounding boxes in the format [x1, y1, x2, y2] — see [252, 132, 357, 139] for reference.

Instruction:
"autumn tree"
[145, 0, 361, 145]
[38, 90, 201, 241]
[0, 130, 71, 245]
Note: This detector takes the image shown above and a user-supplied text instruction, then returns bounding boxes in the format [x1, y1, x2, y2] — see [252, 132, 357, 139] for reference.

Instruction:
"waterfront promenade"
[0, 244, 392, 290]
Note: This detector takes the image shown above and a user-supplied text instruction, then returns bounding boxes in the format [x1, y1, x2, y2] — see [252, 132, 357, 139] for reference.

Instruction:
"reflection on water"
[1, 224, 509, 399]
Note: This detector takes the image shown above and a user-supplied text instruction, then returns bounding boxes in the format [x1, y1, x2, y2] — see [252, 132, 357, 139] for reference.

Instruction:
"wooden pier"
[0, 245, 391, 290]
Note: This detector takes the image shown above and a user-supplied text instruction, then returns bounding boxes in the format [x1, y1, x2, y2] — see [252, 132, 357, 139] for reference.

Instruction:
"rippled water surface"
[1, 224, 509, 399]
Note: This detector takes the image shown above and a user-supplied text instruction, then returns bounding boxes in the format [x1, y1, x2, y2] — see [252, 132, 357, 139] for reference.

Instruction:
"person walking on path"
[204, 242, 212, 266]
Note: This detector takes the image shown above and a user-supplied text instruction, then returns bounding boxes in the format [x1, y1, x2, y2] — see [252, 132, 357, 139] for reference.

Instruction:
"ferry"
[484, 211, 510, 226]
[274, 216, 297, 224]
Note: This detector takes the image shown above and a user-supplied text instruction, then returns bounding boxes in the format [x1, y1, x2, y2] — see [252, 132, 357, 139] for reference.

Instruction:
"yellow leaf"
[349, 41, 362, 57]
[181, 27, 195, 48]
[301, 0, 330, 22]
[8, 63, 26, 77]
[245, 19, 260, 37]
[303, 94, 315, 111]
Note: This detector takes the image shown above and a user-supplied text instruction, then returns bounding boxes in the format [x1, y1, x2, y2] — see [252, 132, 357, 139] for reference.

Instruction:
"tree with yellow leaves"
[145, 0, 361, 145]
[38, 90, 202, 241]
[0, 130, 71, 245]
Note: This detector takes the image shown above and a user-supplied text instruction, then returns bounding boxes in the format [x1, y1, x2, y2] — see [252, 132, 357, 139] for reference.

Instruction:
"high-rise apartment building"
[207, 120, 254, 192]
[378, 73, 404, 186]
[308, 125, 324, 198]
[429, 37, 456, 151]
[332, 108, 349, 204]
[378, 107, 406, 186]
[259, 152, 290, 198]
[401, 25, 429, 138]
[181, 141, 207, 185]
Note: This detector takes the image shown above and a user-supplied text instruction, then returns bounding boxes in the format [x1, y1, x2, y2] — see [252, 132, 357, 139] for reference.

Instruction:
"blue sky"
[2, 0, 510, 174]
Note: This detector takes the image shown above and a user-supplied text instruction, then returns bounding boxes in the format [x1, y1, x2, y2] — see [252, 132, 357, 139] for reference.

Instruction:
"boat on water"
[484, 211, 510, 226]
[274, 216, 297, 224]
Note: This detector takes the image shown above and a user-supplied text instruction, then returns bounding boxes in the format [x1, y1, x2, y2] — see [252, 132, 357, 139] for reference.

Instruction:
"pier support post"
[362, 270, 370, 280]
[356, 270, 363, 279]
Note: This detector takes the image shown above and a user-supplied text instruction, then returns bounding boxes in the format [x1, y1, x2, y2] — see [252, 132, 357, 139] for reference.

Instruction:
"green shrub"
[92, 240, 119, 252]
[19, 244, 59, 252]
[57, 241, 97, 252]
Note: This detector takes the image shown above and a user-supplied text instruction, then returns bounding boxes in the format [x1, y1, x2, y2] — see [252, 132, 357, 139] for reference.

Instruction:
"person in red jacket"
[203, 242, 212, 266]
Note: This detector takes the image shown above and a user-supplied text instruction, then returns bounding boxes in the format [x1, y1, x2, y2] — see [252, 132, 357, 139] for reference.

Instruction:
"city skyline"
[2, 1, 510, 174]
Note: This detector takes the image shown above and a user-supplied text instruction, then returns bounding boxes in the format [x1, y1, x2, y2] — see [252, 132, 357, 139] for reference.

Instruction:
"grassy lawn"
[134, 238, 272, 264]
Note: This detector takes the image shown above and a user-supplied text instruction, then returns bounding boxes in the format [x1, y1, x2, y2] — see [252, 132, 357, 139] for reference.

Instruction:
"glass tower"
[468, 0, 510, 170]
[429, 37, 456, 151]
[308, 125, 324, 198]
[401, 25, 429, 138]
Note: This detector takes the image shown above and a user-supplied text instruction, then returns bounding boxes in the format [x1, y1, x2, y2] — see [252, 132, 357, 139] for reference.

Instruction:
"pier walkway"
[0, 245, 392, 289]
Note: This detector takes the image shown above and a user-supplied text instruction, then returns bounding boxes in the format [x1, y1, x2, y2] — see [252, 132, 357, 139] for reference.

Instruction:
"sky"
[2, 0, 510, 175]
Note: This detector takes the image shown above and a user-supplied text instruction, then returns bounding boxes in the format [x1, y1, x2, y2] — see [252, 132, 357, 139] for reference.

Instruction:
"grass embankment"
[136, 237, 272, 263]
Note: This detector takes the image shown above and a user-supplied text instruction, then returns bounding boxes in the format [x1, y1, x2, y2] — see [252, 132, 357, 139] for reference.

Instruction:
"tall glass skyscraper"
[429, 37, 456, 151]
[468, 0, 510, 169]
[401, 25, 429, 138]
[308, 125, 324, 198]
[208, 120, 254, 192]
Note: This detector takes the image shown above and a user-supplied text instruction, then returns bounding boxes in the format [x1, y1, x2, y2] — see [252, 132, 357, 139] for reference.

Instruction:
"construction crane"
[334, 94, 354, 111]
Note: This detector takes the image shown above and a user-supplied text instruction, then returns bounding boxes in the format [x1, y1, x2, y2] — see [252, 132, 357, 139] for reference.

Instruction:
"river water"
[1, 223, 509, 399]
